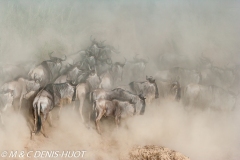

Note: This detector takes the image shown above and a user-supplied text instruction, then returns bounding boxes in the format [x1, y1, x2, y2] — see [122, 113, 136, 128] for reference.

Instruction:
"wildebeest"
[122, 55, 148, 82]
[94, 97, 146, 134]
[156, 53, 200, 70]
[154, 78, 181, 101]
[110, 58, 126, 84]
[128, 76, 159, 103]
[200, 65, 235, 90]
[99, 70, 114, 90]
[0, 91, 14, 126]
[0, 63, 27, 85]
[32, 82, 75, 137]
[182, 83, 237, 111]
[28, 52, 67, 86]
[155, 67, 201, 88]
[1, 78, 40, 112]
[91, 88, 147, 116]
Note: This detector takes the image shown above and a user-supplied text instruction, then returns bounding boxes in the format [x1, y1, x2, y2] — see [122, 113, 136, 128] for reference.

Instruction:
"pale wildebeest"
[0, 77, 40, 112]
[122, 55, 147, 82]
[155, 67, 201, 89]
[32, 82, 75, 138]
[155, 78, 181, 101]
[94, 97, 146, 134]
[0, 63, 27, 85]
[28, 52, 67, 86]
[97, 58, 126, 89]
[110, 58, 127, 84]
[156, 53, 200, 70]
[0, 91, 14, 126]
[182, 83, 237, 111]
[99, 70, 114, 90]
[200, 65, 236, 91]
[74, 69, 101, 123]
[124, 76, 159, 104]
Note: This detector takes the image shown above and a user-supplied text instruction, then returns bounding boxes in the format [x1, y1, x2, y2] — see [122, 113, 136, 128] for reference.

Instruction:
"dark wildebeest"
[182, 83, 237, 111]
[28, 52, 67, 87]
[32, 82, 75, 138]
[0, 90, 14, 126]
[90, 88, 147, 116]
[128, 76, 159, 103]
[94, 97, 146, 134]
[1, 78, 40, 112]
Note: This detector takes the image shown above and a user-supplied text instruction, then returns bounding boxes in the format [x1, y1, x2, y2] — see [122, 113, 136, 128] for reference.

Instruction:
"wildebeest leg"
[33, 107, 37, 133]
[47, 112, 53, 127]
[41, 114, 48, 138]
[79, 96, 85, 123]
[95, 110, 105, 134]
[57, 101, 63, 119]
[19, 94, 23, 112]
[115, 116, 120, 129]
[0, 112, 3, 126]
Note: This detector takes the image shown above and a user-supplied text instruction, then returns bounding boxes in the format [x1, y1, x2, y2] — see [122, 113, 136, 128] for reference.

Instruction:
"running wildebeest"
[0, 63, 27, 85]
[1, 77, 40, 112]
[94, 96, 146, 134]
[127, 76, 159, 103]
[182, 83, 237, 111]
[155, 67, 201, 89]
[91, 88, 147, 115]
[32, 82, 75, 138]
[28, 52, 67, 86]
[122, 55, 147, 82]
[0, 90, 14, 126]
[154, 78, 181, 101]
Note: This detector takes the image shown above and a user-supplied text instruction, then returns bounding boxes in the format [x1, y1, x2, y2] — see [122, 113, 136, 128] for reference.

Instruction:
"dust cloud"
[0, 0, 240, 160]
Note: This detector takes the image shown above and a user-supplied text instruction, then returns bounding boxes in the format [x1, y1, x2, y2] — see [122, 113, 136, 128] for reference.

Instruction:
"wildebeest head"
[133, 54, 148, 64]
[66, 67, 83, 85]
[33, 73, 43, 83]
[146, 76, 159, 98]
[113, 57, 127, 68]
[48, 52, 67, 64]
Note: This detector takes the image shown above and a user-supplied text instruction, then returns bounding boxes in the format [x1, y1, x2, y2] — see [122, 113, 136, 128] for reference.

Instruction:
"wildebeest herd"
[0, 36, 239, 138]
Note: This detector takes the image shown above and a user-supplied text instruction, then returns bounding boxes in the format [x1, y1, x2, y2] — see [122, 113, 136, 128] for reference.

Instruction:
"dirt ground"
[1, 97, 240, 160]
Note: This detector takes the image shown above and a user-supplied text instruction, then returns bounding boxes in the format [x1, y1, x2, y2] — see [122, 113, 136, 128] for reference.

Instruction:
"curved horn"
[60, 55, 67, 61]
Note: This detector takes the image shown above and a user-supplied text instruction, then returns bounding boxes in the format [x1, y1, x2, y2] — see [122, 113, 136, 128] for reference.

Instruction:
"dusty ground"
[1, 97, 240, 160]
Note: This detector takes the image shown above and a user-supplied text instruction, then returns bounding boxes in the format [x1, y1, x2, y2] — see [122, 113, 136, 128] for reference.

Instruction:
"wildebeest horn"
[60, 55, 67, 61]
[88, 64, 91, 70]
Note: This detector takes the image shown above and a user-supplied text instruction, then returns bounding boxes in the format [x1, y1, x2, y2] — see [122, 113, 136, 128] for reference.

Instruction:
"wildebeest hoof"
[43, 135, 49, 138]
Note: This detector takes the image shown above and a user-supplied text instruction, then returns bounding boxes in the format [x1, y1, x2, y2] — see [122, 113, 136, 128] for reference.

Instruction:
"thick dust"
[0, 0, 240, 160]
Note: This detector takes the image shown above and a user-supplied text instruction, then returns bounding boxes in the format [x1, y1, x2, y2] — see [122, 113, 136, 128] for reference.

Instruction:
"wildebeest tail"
[89, 91, 93, 103]
[36, 104, 42, 133]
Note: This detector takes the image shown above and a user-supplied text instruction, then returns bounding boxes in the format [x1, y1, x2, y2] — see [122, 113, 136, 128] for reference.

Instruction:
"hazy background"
[0, 0, 240, 160]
